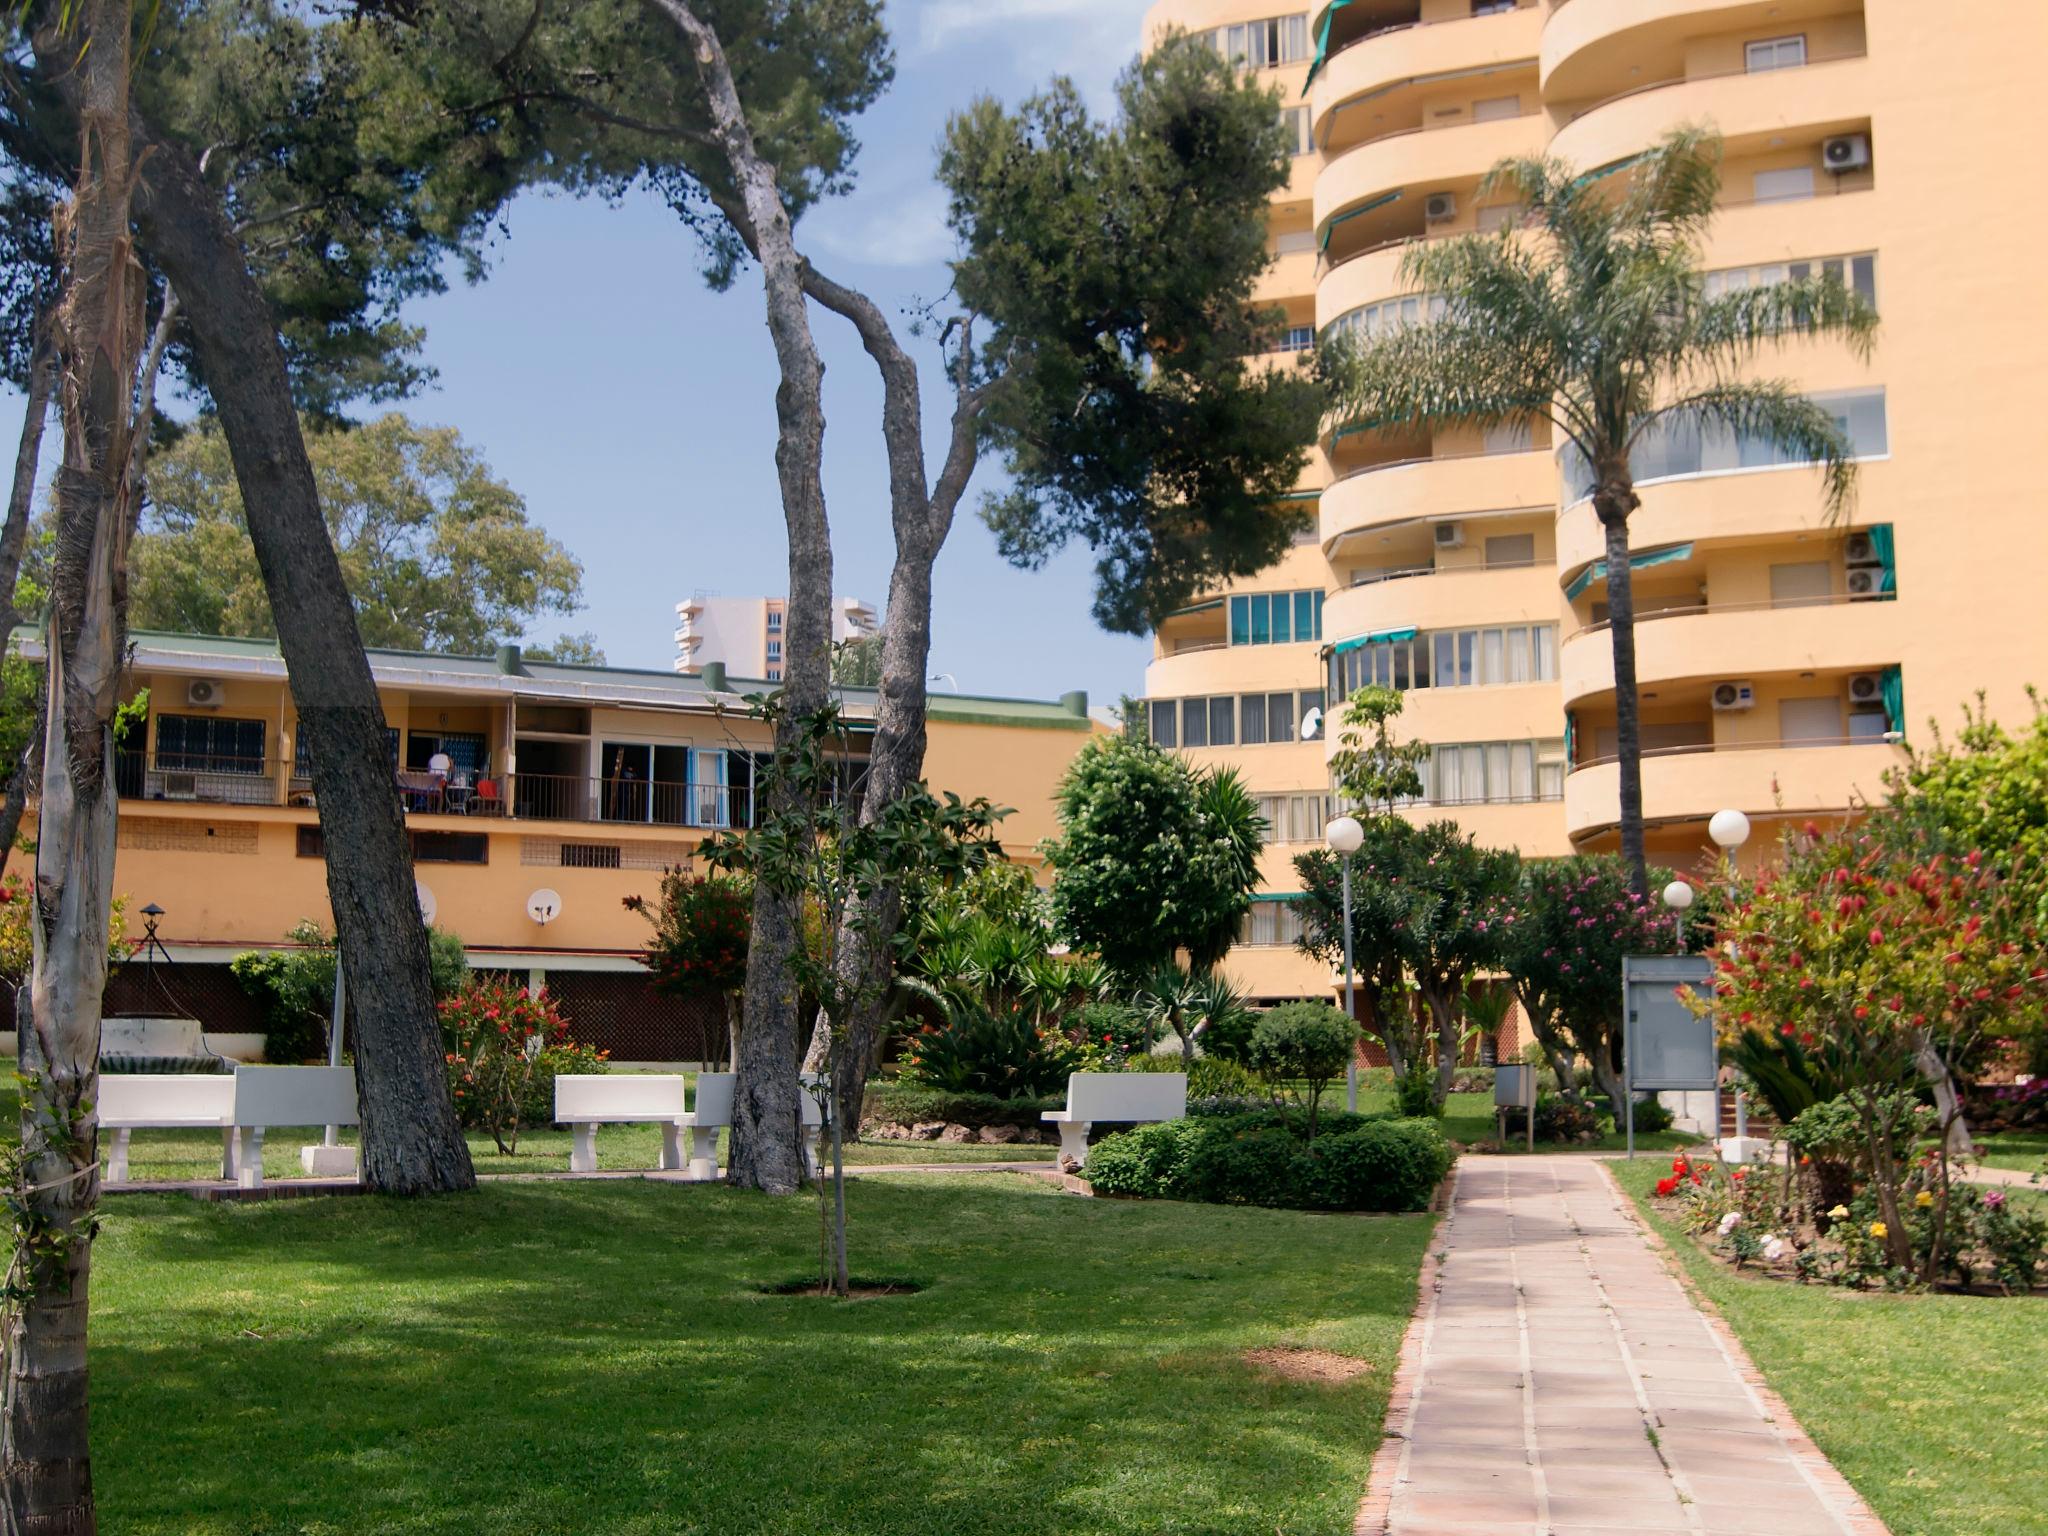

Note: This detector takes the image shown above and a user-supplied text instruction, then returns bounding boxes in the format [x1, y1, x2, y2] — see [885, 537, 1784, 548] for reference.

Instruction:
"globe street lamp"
[1708, 808, 1752, 852]
[1662, 879, 1695, 952]
[1326, 814, 1364, 1111]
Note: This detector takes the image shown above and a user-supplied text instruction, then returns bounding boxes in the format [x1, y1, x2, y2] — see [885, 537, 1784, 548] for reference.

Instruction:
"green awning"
[1571, 150, 1647, 191]
[1318, 189, 1401, 252]
[1255, 891, 1309, 902]
[1279, 490, 1322, 501]
[1564, 543, 1694, 602]
[1165, 597, 1226, 618]
[1301, 0, 1352, 95]
[1332, 626, 1417, 654]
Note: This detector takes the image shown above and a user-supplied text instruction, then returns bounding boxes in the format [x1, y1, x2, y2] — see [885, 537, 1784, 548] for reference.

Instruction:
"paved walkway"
[1364, 1156, 1886, 1536]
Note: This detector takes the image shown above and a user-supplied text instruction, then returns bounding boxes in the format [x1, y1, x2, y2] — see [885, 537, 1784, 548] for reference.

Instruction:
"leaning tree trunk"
[1594, 474, 1648, 896]
[125, 119, 472, 1194]
[5, 3, 142, 1525]
[648, 0, 832, 1194]
[0, 321, 57, 885]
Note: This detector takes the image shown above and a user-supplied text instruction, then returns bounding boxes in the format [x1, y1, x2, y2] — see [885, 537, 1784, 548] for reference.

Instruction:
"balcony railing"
[1567, 590, 1895, 640]
[116, 752, 761, 831]
[119, 752, 278, 807]
[1567, 735, 1898, 775]
[1561, 48, 1870, 127]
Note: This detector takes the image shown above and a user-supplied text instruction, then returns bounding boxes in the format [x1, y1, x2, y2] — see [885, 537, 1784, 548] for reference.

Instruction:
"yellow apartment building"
[41, 631, 1099, 1060]
[1141, 0, 2048, 1004]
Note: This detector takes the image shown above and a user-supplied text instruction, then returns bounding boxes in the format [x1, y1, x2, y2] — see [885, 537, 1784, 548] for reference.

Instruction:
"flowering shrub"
[1651, 1150, 2048, 1292]
[1709, 821, 2048, 1279]
[0, 873, 128, 987]
[440, 978, 606, 1153]
[624, 868, 750, 1066]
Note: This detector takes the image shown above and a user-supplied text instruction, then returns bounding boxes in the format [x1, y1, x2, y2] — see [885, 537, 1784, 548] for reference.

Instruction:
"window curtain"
[1564, 710, 1576, 766]
[1868, 523, 1897, 595]
[1880, 667, 1905, 737]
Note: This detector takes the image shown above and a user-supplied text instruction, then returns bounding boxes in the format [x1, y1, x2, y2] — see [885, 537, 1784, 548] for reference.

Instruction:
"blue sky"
[0, 2, 1166, 703]
[338, 0, 1158, 705]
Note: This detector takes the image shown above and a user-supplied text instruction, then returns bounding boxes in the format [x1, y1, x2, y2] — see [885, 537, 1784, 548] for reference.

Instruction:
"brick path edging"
[1593, 1159, 1892, 1536]
[1352, 1164, 1457, 1535]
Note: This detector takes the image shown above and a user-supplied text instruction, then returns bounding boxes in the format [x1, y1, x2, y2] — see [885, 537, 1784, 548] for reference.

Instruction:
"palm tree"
[1323, 127, 1878, 891]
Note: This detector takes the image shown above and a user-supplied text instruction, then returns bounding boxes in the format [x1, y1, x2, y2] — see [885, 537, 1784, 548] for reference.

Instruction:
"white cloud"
[913, 0, 1116, 54]
[903, 0, 1152, 106]
[803, 183, 956, 271]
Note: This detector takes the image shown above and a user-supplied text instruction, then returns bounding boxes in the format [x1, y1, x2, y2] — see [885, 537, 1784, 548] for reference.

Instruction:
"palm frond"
[1681, 270, 1879, 369]
[1617, 125, 1723, 240]
[1321, 309, 1560, 441]
[1641, 381, 1861, 519]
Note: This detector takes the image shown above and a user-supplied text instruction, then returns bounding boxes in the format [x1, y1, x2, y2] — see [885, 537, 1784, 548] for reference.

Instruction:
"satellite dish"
[526, 888, 563, 926]
[415, 882, 437, 926]
[1300, 707, 1324, 741]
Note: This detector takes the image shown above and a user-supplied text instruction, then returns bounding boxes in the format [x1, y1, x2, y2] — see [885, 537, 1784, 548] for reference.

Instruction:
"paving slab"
[1357, 1156, 1890, 1536]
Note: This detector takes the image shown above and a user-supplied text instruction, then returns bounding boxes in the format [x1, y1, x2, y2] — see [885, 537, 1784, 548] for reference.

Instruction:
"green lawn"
[85, 1174, 1432, 1534]
[1610, 1157, 2048, 1536]
[1971, 1130, 2048, 1175]
[1338, 1083, 1698, 1155]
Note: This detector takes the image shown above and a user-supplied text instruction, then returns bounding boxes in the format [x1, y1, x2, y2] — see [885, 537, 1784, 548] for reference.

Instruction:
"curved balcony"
[1314, 112, 1546, 241]
[1315, 241, 1417, 330]
[1326, 561, 1558, 641]
[1369, 683, 1566, 752]
[1309, 4, 1544, 144]
[1541, 0, 1786, 100]
[1143, 642, 1325, 702]
[1321, 448, 1555, 548]
[1257, 243, 1318, 308]
[1564, 739, 1902, 842]
[1401, 798, 1575, 858]
[1549, 53, 1870, 174]
[1558, 595, 1900, 708]
[1556, 456, 1895, 571]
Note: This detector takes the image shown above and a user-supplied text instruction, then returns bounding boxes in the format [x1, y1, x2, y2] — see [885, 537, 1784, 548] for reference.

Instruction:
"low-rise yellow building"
[51, 631, 1099, 1061]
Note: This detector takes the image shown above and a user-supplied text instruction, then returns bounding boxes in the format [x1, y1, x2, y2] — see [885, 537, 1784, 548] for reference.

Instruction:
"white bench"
[99, 1074, 236, 1183]
[553, 1074, 735, 1178]
[228, 1066, 358, 1190]
[1043, 1072, 1187, 1169]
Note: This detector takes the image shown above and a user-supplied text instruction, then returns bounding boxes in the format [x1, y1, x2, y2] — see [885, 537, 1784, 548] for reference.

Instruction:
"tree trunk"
[1425, 987, 1458, 1107]
[1594, 476, 1648, 896]
[125, 120, 472, 1195]
[0, 321, 56, 886]
[1913, 1031, 1974, 1159]
[6, 5, 141, 1524]
[794, 282, 980, 1124]
[1512, 994, 1588, 1110]
[646, 0, 832, 1195]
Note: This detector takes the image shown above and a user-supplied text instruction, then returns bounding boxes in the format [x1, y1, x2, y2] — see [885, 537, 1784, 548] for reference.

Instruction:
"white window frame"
[1745, 35, 1807, 73]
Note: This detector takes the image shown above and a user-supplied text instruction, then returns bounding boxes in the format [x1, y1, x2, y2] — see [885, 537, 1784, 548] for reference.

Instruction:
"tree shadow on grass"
[89, 1178, 1432, 1535]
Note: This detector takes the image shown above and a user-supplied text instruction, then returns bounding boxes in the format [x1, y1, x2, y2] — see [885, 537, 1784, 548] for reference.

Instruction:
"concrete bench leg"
[107, 1128, 131, 1184]
[221, 1127, 236, 1181]
[803, 1132, 824, 1181]
[688, 1126, 721, 1181]
[570, 1124, 599, 1174]
[235, 1127, 266, 1191]
[1055, 1121, 1092, 1170]
[658, 1123, 684, 1172]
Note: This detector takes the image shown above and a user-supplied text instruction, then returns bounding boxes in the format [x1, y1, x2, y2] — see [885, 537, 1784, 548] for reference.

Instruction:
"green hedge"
[1084, 1111, 1451, 1213]
[862, 1083, 1061, 1130]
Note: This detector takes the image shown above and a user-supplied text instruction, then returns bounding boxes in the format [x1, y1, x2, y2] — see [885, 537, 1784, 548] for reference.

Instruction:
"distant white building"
[673, 594, 879, 681]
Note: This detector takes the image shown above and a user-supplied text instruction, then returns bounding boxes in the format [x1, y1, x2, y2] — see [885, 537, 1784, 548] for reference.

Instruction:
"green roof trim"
[1563, 543, 1695, 601]
[67, 629, 1099, 733]
[1254, 891, 1308, 902]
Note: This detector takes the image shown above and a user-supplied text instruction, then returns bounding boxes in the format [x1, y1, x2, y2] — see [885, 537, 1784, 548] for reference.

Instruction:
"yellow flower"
[1827, 1204, 1850, 1220]
[1914, 1190, 1935, 1208]
[1869, 1221, 1888, 1239]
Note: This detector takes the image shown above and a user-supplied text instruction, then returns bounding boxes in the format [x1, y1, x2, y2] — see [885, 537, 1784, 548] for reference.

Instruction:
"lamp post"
[1325, 814, 1364, 1112]
[1706, 808, 1752, 1153]
[1661, 879, 1695, 952]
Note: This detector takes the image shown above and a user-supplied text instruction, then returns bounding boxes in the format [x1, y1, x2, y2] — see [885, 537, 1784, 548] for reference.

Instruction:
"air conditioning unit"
[1711, 680, 1756, 712]
[1846, 567, 1883, 598]
[1844, 530, 1877, 565]
[1424, 192, 1458, 223]
[185, 677, 224, 707]
[1433, 521, 1465, 550]
[1822, 134, 1871, 173]
[160, 771, 199, 801]
[1848, 672, 1884, 705]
